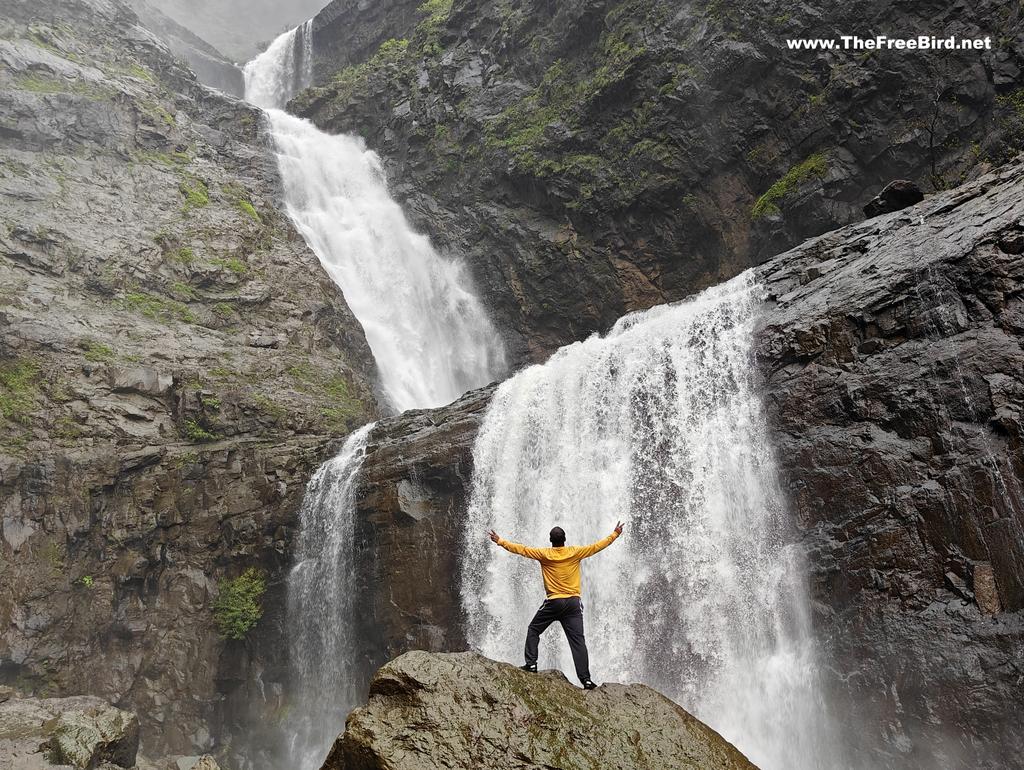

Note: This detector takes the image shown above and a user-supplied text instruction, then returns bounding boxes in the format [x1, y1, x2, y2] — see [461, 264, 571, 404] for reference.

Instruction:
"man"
[488, 521, 624, 690]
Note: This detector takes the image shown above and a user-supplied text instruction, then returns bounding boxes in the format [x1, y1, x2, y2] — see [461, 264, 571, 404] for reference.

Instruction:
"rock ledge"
[321, 651, 756, 770]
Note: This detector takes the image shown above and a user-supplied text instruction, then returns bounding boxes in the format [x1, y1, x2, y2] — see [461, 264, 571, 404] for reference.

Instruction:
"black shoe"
[582, 680, 597, 690]
[520, 663, 537, 673]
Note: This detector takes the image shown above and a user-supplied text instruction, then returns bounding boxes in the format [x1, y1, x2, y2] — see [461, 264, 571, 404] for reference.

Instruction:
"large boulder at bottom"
[320, 651, 757, 770]
[0, 693, 139, 769]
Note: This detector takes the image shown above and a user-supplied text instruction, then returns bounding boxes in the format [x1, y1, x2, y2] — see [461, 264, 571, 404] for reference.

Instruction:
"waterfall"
[243, 19, 313, 110]
[243, 22, 506, 770]
[285, 425, 372, 770]
[461, 271, 837, 770]
[264, 109, 506, 412]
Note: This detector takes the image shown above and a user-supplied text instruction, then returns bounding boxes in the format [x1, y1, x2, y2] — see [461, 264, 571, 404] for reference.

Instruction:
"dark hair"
[549, 526, 566, 546]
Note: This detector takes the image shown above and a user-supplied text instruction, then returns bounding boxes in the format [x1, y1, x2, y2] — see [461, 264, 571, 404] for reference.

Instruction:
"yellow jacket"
[496, 531, 620, 598]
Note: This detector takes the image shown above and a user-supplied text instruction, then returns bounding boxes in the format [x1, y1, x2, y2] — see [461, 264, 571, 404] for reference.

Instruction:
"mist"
[153, 0, 330, 61]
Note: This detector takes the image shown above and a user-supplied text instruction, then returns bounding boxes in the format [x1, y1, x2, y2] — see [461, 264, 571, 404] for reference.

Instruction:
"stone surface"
[128, 0, 244, 96]
[319, 651, 757, 770]
[862, 179, 925, 218]
[0, 692, 139, 769]
[0, 0, 380, 764]
[349, 159, 1024, 768]
[296, 0, 1024, 363]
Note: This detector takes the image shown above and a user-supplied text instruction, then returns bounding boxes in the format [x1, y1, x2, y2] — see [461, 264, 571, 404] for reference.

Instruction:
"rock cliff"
[0, 0, 379, 762]
[349, 159, 1024, 768]
[319, 651, 757, 770]
[295, 0, 1024, 363]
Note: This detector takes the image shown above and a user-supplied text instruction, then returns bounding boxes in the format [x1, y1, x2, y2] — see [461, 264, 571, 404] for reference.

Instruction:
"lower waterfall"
[285, 425, 372, 770]
[461, 271, 837, 770]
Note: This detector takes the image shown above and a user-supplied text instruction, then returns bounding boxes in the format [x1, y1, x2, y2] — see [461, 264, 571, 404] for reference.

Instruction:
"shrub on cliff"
[212, 568, 266, 640]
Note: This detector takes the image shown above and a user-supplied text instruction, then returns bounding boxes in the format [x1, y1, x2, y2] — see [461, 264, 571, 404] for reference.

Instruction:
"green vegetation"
[751, 152, 828, 219]
[81, 340, 114, 363]
[179, 178, 209, 211]
[137, 149, 191, 167]
[212, 302, 234, 318]
[212, 568, 266, 640]
[183, 418, 217, 442]
[122, 291, 197, 324]
[0, 358, 41, 424]
[288, 364, 364, 428]
[235, 199, 262, 223]
[319, 37, 410, 105]
[54, 416, 83, 442]
[14, 73, 107, 98]
[74, 575, 94, 588]
[199, 393, 221, 410]
[210, 257, 248, 275]
[174, 246, 195, 265]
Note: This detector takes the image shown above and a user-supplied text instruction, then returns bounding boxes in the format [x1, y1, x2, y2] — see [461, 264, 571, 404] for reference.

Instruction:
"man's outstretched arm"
[575, 521, 624, 558]
[488, 530, 547, 560]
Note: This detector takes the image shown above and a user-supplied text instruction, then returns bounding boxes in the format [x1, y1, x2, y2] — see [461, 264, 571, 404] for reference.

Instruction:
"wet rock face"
[296, 0, 1024, 363]
[319, 651, 757, 770]
[0, 0, 379, 762]
[353, 161, 1024, 768]
[756, 160, 1024, 767]
[862, 180, 925, 218]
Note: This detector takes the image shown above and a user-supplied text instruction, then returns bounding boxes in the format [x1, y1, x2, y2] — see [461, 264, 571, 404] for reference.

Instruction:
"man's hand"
[614, 521, 624, 535]
[488, 530, 500, 544]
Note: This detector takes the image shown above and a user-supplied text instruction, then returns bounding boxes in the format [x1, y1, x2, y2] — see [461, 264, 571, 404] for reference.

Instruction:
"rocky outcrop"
[349, 159, 1024, 768]
[0, 691, 139, 769]
[296, 0, 1024, 363]
[128, 0, 243, 96]
[0, 0, 379, 762]
[862, 179, 924, 218]
[319, 651, 756, 770]
[755, 158, 1024, 767]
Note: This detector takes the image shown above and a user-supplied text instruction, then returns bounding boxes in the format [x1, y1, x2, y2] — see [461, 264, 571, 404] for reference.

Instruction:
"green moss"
[179, 178, 209, 211]
[212, 302, 234, 318]
[81, 340, 114, 362]
[212, 568, 266, 640]
[54, 416, 83, 442]
[137, 149, 191, 167]
[235, 199, 262, 224]
[0, 358, 41, 424]
[170, 281, 197, 301]
[418, 0, 453, 23]
[751, 152, 829, 219]
[14, 73, 107, 98]
[210, 257, 247, 275]
[182, 418, 217, 442]
[199, 393, 221, 410]
[122, 291, 197, 324]
[174, 246, 195, 265]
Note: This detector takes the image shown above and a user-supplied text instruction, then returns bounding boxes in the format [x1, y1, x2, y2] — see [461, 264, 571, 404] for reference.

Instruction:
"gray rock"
[862, 179, 925, 218]
[0, 694, 138, 769]
[320, 651, 757, 770]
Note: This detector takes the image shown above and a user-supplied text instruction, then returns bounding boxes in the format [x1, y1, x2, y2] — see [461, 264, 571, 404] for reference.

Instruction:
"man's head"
[549, 526, 566, 547]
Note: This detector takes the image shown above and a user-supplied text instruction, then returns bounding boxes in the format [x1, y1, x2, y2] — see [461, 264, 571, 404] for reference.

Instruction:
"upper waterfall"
[244, 26, 505, 413]
[243, 20, 313, 110]
[461, 271, 839, 770]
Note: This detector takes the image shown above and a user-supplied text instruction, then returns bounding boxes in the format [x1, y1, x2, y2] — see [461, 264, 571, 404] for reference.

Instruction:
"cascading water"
[462, 271, 838, 770]
[243, 19, 313, 110]
[242, 24, 505, 770]
[284, 425, 372, 770]
[265, 110, 506, 411]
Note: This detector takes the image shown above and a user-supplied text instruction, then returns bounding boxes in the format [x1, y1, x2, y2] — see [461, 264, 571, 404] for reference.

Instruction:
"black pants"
[524, 596, 590, 683]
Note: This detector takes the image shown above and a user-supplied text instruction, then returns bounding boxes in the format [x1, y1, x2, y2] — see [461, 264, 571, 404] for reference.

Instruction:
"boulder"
[320, 651, 757, 770]
[862, 179, 925, 217]
[0, 694, 139, 769]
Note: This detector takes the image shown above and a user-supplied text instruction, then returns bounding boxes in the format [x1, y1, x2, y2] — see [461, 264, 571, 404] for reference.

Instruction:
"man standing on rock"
[488, 522, 624, 690]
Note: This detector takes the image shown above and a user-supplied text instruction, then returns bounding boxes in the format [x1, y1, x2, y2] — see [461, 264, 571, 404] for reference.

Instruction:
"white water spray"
[265, 110, 505, 411]
[243, 19, 313, 110]
[285, 425, 372, 770]
[462, 271, 836, 770]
